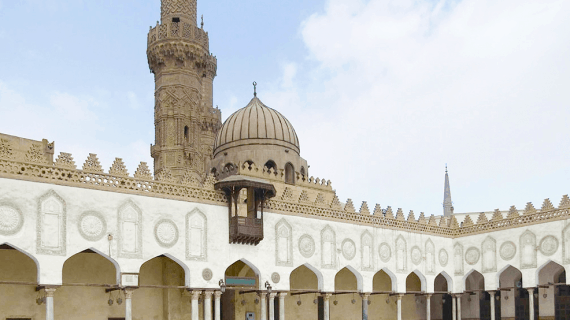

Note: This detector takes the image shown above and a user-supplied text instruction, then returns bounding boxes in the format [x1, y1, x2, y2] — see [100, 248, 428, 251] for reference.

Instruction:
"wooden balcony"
[229, 216, 263, 245]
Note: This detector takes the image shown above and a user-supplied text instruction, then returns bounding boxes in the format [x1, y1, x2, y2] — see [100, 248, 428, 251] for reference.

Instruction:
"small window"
[184, 126, 189, 142]
[300, 166, 306, 177]
[264, 160, 277, 172]
[172, 17, 180, 23]
[285, 163, 295, 184]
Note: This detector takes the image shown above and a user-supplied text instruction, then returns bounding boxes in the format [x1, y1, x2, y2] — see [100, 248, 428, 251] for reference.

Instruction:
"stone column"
[527, 288, 535, 320]
[361, 293, 370, 320]
[259, 292, 267, 320]
[278, 293, 287, 320]
[426, 294, 432, 320]
[396, 294, 403, 320]
[125, 289, 135, 320]
[268, 292, 277, 320]
[203, 290, 213, 320]
[45, 287, 57, 320]
[456, 295, 462, 320]
[489, 291, 496, 320]
[452, 295, 456, 320]
[191, 290, 202, 320]
[323, 293, 332, 320]
[214, 291, 222, 320]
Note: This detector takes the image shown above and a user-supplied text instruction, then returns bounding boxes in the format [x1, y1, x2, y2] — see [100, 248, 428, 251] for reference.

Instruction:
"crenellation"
[82, 153, 103, 173]
[524, 202, 536, 214]
[134, 162, 153, 180]
[492, 208, 504, 221]
[417, 212, 426, 224]
[359, 201, 370, 215]
[54, 152, 76, 169]
[373, 203, 382, 215]
[407, 210, 415, 222]
[109, 157, 129, 177]
[395, 208, 405, 221]
[560, 194, 570, 208]
[542, 198, 555, 211]
[476, 212, 488, 224]
[344, 198, 355, 212]
[507, 205, 519, 219]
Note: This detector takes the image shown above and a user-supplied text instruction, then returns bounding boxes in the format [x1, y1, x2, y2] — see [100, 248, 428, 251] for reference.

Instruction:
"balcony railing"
[229, 216, 263, 245]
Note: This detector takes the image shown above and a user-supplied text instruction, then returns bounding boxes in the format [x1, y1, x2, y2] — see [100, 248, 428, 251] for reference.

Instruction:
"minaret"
[147, 0, 221, 181]
[443, 165, 454, 216]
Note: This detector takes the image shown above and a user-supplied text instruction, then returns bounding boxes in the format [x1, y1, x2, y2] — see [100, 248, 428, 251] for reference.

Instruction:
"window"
[172, 17, 180, 23]
[284, 162, 295, 184]
[264, 160, 277, 172]
[184, 126, 189, 143]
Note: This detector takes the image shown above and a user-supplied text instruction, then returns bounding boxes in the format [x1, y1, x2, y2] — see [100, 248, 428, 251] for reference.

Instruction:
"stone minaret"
[443, 165, 454, 216]
[147, 0, 221, 181]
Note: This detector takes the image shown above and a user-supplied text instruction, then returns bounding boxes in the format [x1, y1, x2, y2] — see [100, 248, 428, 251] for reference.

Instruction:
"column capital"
[322, 293, 333, 301]
[488, 290, 496, 295]
[124, 288, 136, 299]
[361, 293, 371, 300]
[278, 292, 287, 298]
[396, 293, 404, 300]
[191, 290, 203, 299]
[268, 292, 277, 299]
[203, 290, 214, 297]
[44, 287, 57, 297]
[425, 293, 432, 298]
[214, 291, 222, 298]
[257, 291, 266, 298]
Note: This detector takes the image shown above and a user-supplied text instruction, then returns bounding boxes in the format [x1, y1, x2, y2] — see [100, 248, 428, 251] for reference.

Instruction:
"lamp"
[265, 281, 272, 293]
[219, 279, 226, 293]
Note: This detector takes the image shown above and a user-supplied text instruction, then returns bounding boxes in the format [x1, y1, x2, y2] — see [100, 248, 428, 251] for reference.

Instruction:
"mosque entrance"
[223, 260, 260, 320]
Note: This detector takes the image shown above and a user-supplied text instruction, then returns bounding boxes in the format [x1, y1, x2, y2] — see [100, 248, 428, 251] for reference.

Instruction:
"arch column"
[268, 292, 276, 320]
[527, 288, 535, 320]
[214, 291, 222, 320]
[204, 290, 213, 320]
[426, 294, 432, 320]
[396, 294, 404, 320]
[489, 291, 496, 320]
[456, 295, 462, 320]
[191, 290, 202, 320]
[361, 293, 370, 320]
[278, 292, 287, 320]
[323, 293, 332, 320]
[45, 287, 57, 320]
[258, 292, 267, 320]
[124, 288, 136, 320]
[452, 294, 456, 320]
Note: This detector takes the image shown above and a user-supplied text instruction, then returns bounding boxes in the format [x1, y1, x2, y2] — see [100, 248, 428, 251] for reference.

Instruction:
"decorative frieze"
[0, 203, 24, 236]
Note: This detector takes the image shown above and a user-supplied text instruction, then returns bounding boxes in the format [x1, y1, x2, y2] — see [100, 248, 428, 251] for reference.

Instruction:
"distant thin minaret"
[443, 165, 454, 216]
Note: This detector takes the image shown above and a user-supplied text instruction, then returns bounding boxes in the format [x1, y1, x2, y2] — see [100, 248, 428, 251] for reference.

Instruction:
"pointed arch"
[435, 271, 453, 292]
[334, 265, 363, 292]
[289, 263, 323, 291]
[463, 269, 485, 291]
[139, 253, 190, 287]
[62, 248, 122, 286]
[536, 259, 565, 286]
[225, 259, 261, 289]
[482, 236, 497, 272]
[497, 264, 522, 288]
[0, 242, 40, 283]
[63, 247, 121, 285]
[373, 267, 397, 292]
[407, 269, 427, 292]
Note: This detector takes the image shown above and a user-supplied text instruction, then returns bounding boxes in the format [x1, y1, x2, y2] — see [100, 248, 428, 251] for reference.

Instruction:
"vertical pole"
[259, 292, 267, 320]
[191, 290, 202, 320]
[452, 295, 456, 320]
[45, 287, 57, 320]
[279, 293, 287, 320]
[456, 295, 462, 320]
[361, 293, 370, 320]
[489, 291, 496, 320]
[125, 289, 135, 320]
[214, 291, 222, 320]
[269, 293, 276, 320]
[426, 294, 432, 320]
[527, 288, 535, 320]
[204, 290, 213, 320]
[397, 294, 403, 320]
[323, 293, 332, 320]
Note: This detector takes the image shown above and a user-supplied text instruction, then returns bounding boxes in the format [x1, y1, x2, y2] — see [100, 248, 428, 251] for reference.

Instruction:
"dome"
[214, 96, 300, 157]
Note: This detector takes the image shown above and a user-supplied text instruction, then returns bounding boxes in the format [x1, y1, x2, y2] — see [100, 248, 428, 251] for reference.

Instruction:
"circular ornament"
[78, 211, 107, 241]
[465, 247, 480, 265]
[271, 272, 280, 283]
[439, 249, 449, 267]
[341, 239, 356, 260]
[0, 205, 23, 236]
[539, 235, 559, 256]
[499, 241, 516, 261]
[411, 246, 422, 265]
[379, 243, 391, 262]
[202, 268, 213, 281]
[154, 219, 179, 248]
[298, 234, 315, 258]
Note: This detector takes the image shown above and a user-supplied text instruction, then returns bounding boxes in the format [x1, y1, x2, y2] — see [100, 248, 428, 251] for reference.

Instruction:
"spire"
[443, 165, 454, 216]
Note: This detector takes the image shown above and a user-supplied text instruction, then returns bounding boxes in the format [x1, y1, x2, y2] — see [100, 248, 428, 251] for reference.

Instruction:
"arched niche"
[537, 260, 565, 286]
[284, 162, 295, 184]
[290, 264, 322, 291]
[464, 269, 485, 292]
[373, 268, 397, 292]
[406, 270, 426, 292]
[498, 265, 524, 319]
[264, 160, 277, 173]
[334, 266, 362, 291]
[62, 248, 120, 285]
[435, 272, 452, 292]
[225, 259, 260, 289]
[139, 254, 189, 287]
[0, 243, 39, 283]
[425, 238, 435, 275]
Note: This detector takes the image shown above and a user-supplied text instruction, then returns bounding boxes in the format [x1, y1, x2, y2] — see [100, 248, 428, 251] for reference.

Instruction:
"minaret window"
[172, 17, 180, 23]
[264, 160, 277, 173]
[284, 162, 295, 185]
[184, 126, 189, 143]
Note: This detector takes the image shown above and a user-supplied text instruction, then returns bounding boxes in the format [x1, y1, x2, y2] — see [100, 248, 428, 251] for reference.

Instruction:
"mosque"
[0, 0, 569, 320]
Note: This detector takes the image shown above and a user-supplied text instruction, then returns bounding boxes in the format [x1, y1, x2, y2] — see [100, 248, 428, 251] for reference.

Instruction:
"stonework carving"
[82, 153, 103, 173]
[321, 226, 336, 269]
[481, 236, 497, 272]
[25, 144, 46, 164]
[78, 211, 107, 241]
[118, 201, 142, 259]
[454, 244, 464, 275]
[154, 218, 179, 248]
[202, 268, 213, 281]
[500, 241, 516, 261]
[425, 239, 435, 274]
[156, 169, 176, 183]
[465, 247, 480, 265]
[361, 231, 373, 271]
[271, 272, 280, 284]
[186, 209, 207, 261]
[520, 230, 537, 269]
[379, 242, 391, 263]
[0, 204, 24, 236]
[299, 190, 310, 203]
[161, 0, 197, 19]
[314, 193, 326, 206]
[109, 158, 129, 177]
[281, 187, 294, 201]
[0, 139, 14, 159]
[395, 235, 407, 273]
[341, 238, 356, 260]
[37, 190, 66, 256]
[298, 234, 315, 258]
[54, 152, 76, 169]
[439, 249, 448, 267]
[563, 224, 570, 264]
[276, 219, 293, 266]
[134, 162, 153, 180]
[411, 246, 422, 266]
[539, 235, 559, 256]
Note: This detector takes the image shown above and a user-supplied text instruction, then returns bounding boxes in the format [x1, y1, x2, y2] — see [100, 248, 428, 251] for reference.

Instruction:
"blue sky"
[1, 0, 569, 217]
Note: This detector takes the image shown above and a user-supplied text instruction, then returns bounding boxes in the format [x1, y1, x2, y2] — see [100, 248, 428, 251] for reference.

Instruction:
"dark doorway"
[442, 294, 453, 320]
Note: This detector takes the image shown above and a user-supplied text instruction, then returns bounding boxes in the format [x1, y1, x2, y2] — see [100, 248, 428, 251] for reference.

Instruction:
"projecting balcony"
[229, 216, 263, 245]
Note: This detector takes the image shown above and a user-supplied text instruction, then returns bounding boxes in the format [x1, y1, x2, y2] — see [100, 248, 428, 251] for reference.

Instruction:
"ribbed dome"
[214, 96, 300, 156]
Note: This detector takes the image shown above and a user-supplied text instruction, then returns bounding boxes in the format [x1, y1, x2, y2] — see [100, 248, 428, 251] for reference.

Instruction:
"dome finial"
[253, 81, 257, 97]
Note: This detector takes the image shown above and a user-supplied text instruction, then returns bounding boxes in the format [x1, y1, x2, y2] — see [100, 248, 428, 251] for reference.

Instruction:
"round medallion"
[154, 219, 179, 248]
[465, 247, 480, 265]
[439, 249, 449, 267]
[500, 241, 516, 260]
[271, 272, 280, 283]
[202, 268, 213, 281]
[78, 211, 107, 241]
[411, 246, 422, 265]
[539, 235, 559, 256]
[0, 205, 23, 236]
[341, 239, 356, 260]
[379, 243, 391, 262]
[298, 234, 315, 258]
